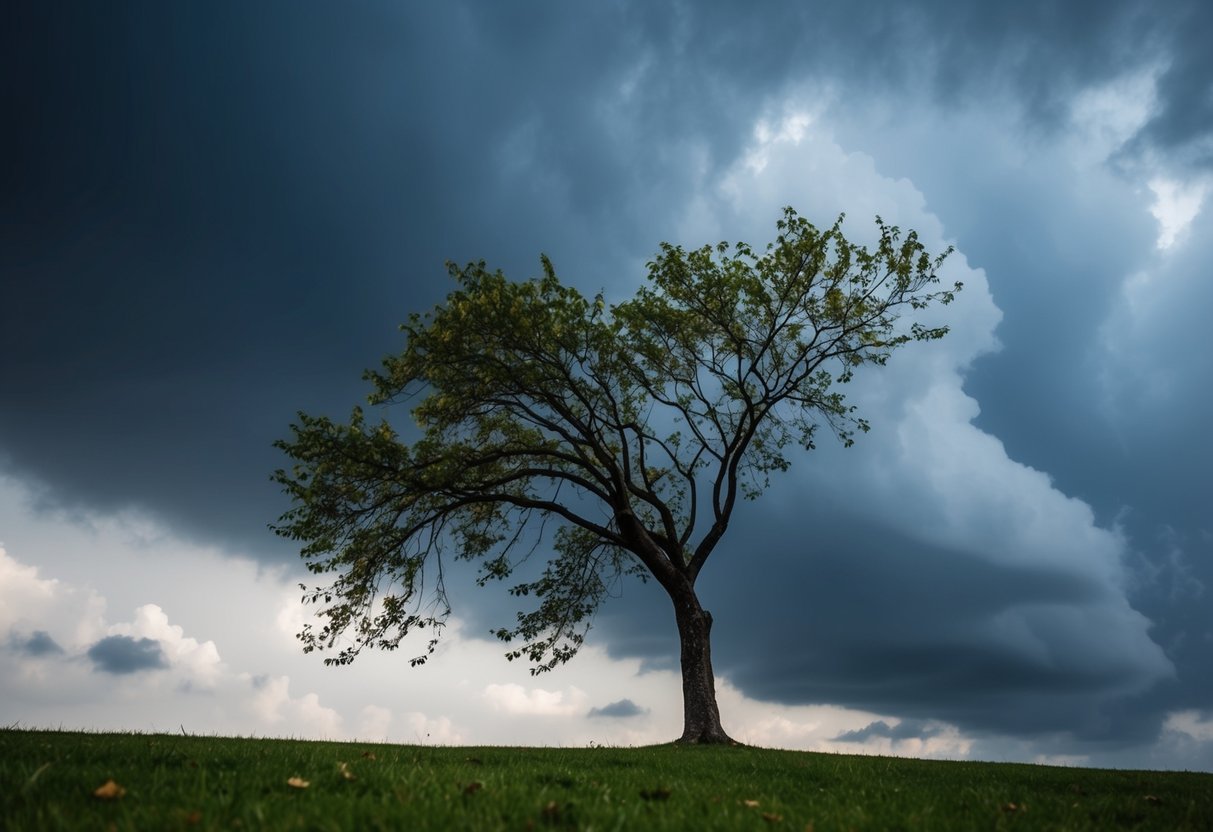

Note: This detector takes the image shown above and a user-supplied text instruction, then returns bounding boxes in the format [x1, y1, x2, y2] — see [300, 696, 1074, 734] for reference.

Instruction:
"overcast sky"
[3, 1, 1212, 770]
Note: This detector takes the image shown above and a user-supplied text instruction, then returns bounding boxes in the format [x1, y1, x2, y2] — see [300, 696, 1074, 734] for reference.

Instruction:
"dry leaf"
[1144, 795, 1162, 805]
[287, 777, 310, 789]
[762, 812, 784, 823]
[337, 762, 356, 781]
[743, 799, 761, 808]
[1001, 802, 1025, 813]
[93, 780, 126, 800]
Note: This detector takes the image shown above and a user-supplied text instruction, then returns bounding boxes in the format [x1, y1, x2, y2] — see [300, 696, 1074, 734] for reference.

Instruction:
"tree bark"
[672, 589, 735, 744]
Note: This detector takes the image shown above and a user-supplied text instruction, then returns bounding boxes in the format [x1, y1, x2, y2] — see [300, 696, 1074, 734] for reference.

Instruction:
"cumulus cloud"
[399, 712, 465, 745]
[108, 604, 222, 688]
[249, 674, 343, 738]
[589, 104, 1175, 741]
[358, 704, 393, 741]
[0, 537, 349, 738]
[482, 683, 588, 717]
[0, 544, 107, 650]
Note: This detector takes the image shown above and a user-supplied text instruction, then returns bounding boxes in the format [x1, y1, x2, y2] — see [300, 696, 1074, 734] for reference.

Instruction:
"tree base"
[673, 729, 741, 746]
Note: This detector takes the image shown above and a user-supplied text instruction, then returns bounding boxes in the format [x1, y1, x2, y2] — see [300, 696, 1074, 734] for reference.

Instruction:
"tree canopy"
[273, 207, 958, 741]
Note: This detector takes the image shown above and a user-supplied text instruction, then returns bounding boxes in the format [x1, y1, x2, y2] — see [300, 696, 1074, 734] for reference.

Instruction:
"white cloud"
[249, 674, 343, 738]
[746, 109, 814, 174]
[0, 488, 352, 739]
[358, 704, 393, 740]
[0, 545, 58, 627]
[1148, 711, 1213, 770]
[1164, 710, 1213, 743]
[1148, 176, 1209, 250]
[1097, 195, 1213, 422]
[712, 682, 974, 760]
[0, 544, 107, 650]
[840, 727, 973, 761]
[109, 604, 222, 688]
[399, 712, 464, 745]
[482, 683, 588, 717]
[1067, 66, 1160, 166]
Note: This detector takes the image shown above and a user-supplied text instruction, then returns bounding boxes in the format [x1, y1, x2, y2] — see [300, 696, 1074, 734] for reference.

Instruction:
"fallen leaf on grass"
[761, 812, 783, 823]
[639, 787, 671, 801]
[93, 780, 126, 800]
[743, 799, 761, 808]
[337, 762, 356, 781]
[1144, 795, 1162, 805]
[287, 777, 310, 789]
[1001, 802, 1025, 813]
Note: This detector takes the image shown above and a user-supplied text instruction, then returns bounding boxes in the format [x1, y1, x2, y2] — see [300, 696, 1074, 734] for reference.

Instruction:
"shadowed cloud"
[834, 719, 944, 743]
[87, 636, 168, 675]
[10, 630, 64, 657]
[588, 699, 649, 719]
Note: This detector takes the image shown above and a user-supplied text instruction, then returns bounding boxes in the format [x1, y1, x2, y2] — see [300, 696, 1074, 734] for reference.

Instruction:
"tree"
[272, 207, 959, 744]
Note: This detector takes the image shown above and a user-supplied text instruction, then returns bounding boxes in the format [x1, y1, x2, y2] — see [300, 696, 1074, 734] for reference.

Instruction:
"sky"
[2, 1, 1212, 770]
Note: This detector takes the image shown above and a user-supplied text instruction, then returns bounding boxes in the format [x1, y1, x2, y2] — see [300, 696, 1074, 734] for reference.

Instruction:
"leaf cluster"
[272, 207, 959, 671]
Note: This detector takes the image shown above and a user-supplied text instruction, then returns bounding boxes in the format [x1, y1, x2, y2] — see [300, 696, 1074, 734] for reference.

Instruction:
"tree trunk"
[672, 589, 735, 744]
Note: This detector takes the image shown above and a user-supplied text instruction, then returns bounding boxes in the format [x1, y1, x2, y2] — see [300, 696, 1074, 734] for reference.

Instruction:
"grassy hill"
[2, 729, 1210, 830]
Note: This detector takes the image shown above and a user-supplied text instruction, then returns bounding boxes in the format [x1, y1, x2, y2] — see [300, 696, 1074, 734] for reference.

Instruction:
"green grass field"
[2, 729, 1209, 831]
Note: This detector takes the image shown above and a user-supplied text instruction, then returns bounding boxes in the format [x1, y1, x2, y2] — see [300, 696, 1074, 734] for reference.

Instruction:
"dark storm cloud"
[834, 719, 942, 743]
[900, 98, 1213, 755]
[1087, 210, 1213, 724]
[1129, 2, 1213, 166]
[588, 699, 648, 719]
[587, 501, 1171, 746]
[0, 2, 729, 556]
[9, 630, 64, 657]
[87, 635, 167, 675]
[3, 0, 1209, 556]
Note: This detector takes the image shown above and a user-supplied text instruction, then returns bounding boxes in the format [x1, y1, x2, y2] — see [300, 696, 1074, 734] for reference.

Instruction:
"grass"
[1, 729, 1210, 831]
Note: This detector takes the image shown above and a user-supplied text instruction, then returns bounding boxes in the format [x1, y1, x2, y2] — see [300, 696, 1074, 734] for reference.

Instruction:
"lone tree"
[273, 207, 959, 744]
